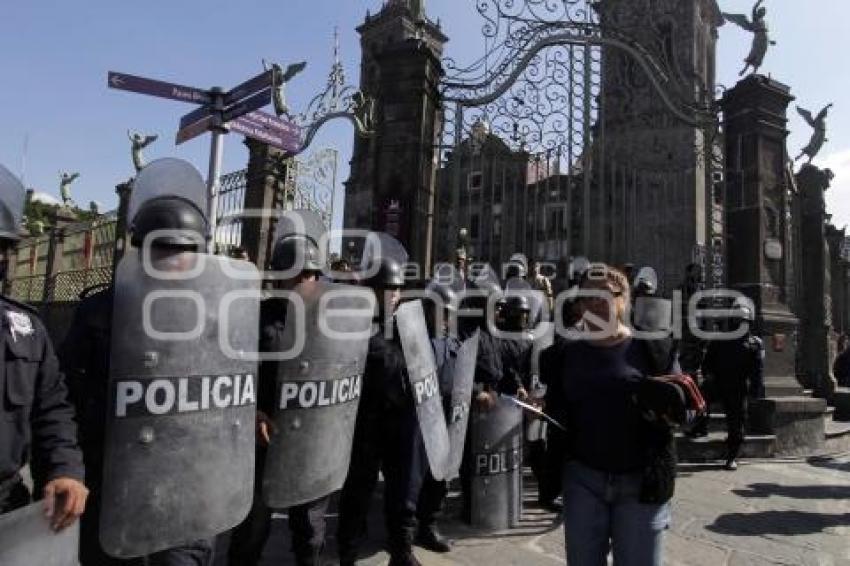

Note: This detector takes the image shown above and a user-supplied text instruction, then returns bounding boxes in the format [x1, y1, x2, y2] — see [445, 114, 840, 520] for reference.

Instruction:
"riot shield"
[0, 501, 80, 566]
[100, 252, 260, 558]
[127, 158, 208, 223]
[263, 280, 375, 508]
[0, 163, 25, 240]
[632, 296, 673, 334]
[396, 300, 451, 481]
[445, 331, 479, 480]
[470, 396, 523, 531]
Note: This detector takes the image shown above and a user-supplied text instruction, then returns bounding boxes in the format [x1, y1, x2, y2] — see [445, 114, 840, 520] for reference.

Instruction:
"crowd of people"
[0, 158, 769, 566]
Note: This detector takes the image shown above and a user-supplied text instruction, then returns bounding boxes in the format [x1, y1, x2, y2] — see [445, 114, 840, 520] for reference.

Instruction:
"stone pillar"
[827, 225, 847, 337]
[1, 245, 17, 296]
[720, 75, 801, 395]
[42, 208, 77, 304]
[112, 180, 133, 274]
[241, 138, 287, 269]
[797, 165, 837, 397]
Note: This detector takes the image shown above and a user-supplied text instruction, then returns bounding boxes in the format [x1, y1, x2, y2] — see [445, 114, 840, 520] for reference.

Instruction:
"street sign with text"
[179, 105, 216, 131]
[222, 89, 272, 123]
[108, 71, 212, 105]
[229, 116, 301, 153]
[176, 115, 218, 145]
[224, 70, 274, 106]
[243, 110, 302, 138]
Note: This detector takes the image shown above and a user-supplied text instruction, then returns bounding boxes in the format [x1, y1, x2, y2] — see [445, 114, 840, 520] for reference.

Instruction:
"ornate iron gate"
[435, 0, 723, 291]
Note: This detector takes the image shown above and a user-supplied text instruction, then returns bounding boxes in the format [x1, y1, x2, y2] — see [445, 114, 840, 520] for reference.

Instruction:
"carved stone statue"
[264, 60, 307, 119]
[795, 104, 833, 164]
[59, 172, 80, 207]
[128, 130, 158, 172]
[723, 0, 776, 76]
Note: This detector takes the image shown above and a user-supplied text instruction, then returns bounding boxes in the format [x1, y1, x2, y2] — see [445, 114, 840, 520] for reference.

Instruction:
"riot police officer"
[700, 298, 765, 470]
[410, 281, 461, 553]
[337, 245, 421, 566]
[227, 211, 333, 566]
[0, 164, 88, 533]
[61, 161, 220, 565]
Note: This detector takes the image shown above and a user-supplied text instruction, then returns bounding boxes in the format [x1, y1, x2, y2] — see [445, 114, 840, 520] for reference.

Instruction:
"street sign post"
[108, 69, 302, 248]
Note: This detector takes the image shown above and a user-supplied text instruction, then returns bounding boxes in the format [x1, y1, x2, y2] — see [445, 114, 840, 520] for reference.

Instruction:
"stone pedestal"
[749, 397, 827, 456]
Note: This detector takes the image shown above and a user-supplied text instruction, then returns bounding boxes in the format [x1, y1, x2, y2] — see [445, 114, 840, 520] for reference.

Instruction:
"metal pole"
[207, 87, 226, 254]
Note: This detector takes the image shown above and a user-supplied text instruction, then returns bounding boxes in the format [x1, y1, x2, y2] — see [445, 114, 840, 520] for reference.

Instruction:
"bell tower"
[343, 1, 447, 271]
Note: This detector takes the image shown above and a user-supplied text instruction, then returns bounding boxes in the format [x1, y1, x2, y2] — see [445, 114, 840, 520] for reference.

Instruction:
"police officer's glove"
[475, 390, 497, 412]
[43, 477, 89, 531]
[257, 410, 276, 447]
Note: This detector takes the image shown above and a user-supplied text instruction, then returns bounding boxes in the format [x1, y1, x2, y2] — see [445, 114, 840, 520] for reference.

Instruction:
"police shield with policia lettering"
[396, 300, 452, 481]
[99, 158, 261, 558]
[262, 279, 374, 508]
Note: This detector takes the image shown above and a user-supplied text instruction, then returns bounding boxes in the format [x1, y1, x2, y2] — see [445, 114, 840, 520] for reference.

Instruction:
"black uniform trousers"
[337, 400, 421, 562]
[227, 447, 329, 566]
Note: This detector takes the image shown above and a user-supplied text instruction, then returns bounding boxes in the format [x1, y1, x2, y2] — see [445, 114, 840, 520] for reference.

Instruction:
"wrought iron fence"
[435, 0, 722, 292]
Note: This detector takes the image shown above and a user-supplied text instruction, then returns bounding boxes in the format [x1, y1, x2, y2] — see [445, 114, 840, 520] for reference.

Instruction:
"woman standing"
[543, 265, 682, 566]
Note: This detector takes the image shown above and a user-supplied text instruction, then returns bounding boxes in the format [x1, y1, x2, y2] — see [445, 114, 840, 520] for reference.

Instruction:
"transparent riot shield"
[395, 300, 451, 481]
[263, 280, 374, 508]
[100, 252, 260, 557]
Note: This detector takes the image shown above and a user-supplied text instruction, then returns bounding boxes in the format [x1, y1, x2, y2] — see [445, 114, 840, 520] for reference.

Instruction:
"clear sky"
[1, 1, 848, 229]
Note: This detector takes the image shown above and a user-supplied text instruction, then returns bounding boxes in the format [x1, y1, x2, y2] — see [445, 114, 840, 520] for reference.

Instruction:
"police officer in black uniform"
[61, 186, 215, 565]
[227, 221, 330, 566]
[0, 164, 88, 531]
[700, 299, 765, 470]
[457, 274, 504, 521]
[408, 281, 461, 554]
[337, 250, 422, 566]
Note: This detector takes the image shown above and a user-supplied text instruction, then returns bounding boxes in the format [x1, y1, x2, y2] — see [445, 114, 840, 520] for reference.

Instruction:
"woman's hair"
[579, 263, 631, 324]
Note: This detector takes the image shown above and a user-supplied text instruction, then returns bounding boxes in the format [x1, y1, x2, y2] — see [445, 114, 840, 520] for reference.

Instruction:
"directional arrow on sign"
[108, 71, 212, 105]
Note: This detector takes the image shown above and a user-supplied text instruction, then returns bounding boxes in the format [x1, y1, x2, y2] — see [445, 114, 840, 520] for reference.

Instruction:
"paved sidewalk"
[216, 453, 850, 565]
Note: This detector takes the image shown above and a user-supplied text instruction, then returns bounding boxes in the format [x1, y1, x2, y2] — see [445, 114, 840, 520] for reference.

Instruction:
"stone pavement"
[216, 453, 850, 565]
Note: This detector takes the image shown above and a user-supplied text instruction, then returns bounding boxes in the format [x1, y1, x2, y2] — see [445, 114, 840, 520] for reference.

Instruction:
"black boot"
[415, 524, 451, 553]
[388, 550, 423, 566]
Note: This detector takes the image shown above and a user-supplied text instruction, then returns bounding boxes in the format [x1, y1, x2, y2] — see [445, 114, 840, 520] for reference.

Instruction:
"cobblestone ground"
[216, 453, 850, 566]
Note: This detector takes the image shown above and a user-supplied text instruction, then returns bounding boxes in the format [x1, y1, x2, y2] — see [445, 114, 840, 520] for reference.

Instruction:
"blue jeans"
[562, 461, 670, 566]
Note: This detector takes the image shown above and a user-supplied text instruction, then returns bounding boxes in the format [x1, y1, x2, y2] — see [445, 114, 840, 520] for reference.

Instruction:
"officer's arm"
[31, 328, 88, 530]
[31, 332, 84, 484]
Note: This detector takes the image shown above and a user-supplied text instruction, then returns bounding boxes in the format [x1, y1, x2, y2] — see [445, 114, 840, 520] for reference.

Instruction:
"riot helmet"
[633, 266, 659, 297]
[130, 196, 208, 249]
[270, 235, 323, 273]
[0, 164, 25, 243]
[502, 294, 531, 332]
[128, 158, 209, 249]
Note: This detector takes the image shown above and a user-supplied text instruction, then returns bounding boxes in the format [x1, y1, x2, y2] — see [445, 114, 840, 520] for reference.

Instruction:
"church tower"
[596, 0, 723, 291]
[343, 0, 448, 270]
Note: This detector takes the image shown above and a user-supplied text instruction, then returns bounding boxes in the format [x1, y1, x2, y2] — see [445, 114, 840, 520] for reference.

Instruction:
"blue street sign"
[222, 89, 272, 123]
[224, 70, 274, 106]
[108, 71, 211, 105]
